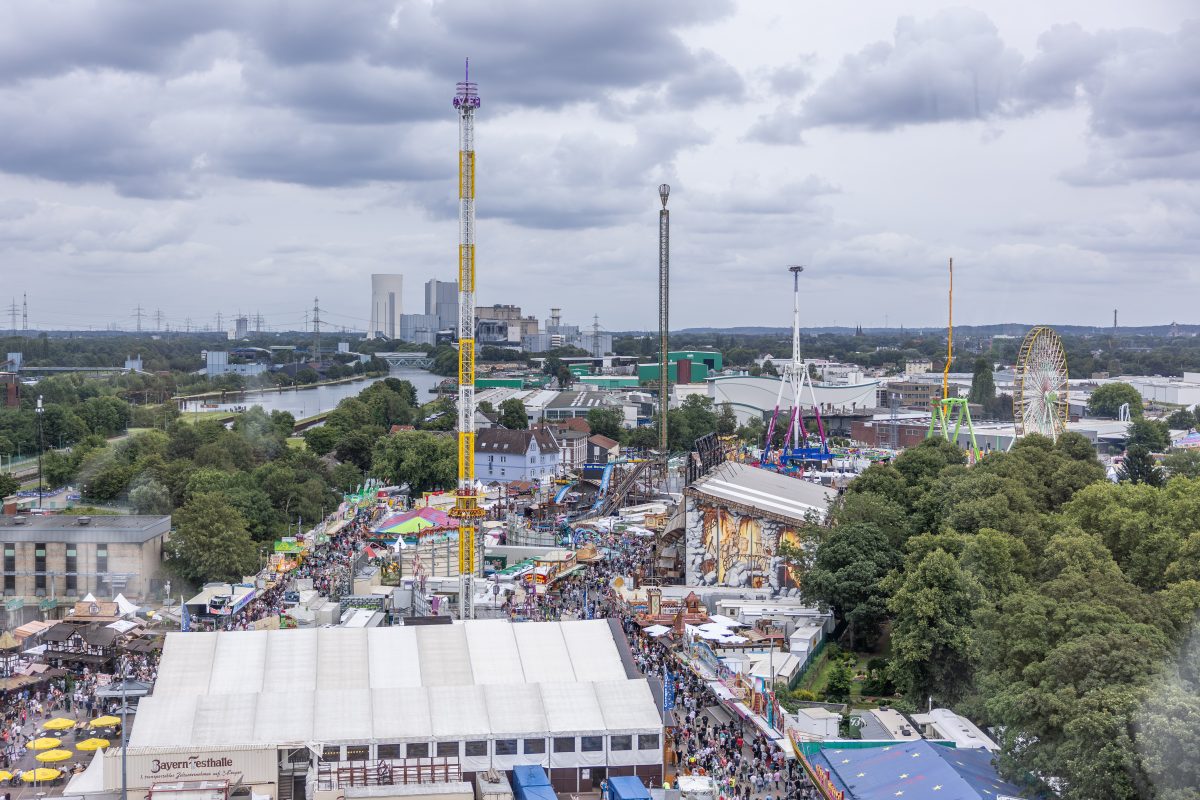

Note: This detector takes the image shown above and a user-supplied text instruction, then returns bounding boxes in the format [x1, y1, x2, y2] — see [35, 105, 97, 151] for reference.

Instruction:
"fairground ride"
[450, 61, 485, 617]
[926, 258, 982, 460]
[1013, 325, 1070, 441]
[761, 266, 833, 469]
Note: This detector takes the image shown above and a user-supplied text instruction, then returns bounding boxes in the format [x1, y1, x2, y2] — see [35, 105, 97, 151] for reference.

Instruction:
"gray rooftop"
[0, 514, 171, 544]
[684, 462, 836, 524]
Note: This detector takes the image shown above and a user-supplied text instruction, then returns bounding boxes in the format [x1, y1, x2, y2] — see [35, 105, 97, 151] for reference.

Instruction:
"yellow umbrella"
[41, 718, 76, 731]
[21, 768, 63, 782]
[76, 738, 110, 752]
[89, 716, 121, 728]
[0, 771, 13, 781]
[25, 737, 61, 751]
[35, 749, 73, 763]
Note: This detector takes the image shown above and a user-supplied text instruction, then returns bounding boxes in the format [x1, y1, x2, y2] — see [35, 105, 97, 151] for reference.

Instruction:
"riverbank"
[174, 372, 387, 402]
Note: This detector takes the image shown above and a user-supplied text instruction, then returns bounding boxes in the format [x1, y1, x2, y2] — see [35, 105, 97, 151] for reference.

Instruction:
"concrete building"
[0, 515, 170, 614]
[205, 350, 267, 379]
[884, 379, 944, 410]
[544, 391, 614, 423]
[555, 428, 589, 471]
[477, 304, 539, 338]
[1123, 373, 1200, 408]
[124, 621, 664, 795]
[425, 279, 459, 331]
[475, 428, 561, 484]
[370, 274, 404, 339]
[904, 359, 933, 376]
[399, 313, 438, 346]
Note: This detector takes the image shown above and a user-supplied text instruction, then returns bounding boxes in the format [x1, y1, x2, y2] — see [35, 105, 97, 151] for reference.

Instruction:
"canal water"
[179, 369, 444, 419]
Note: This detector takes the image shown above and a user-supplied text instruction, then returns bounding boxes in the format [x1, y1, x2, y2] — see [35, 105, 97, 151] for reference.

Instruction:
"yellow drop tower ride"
[450, 62, 484, 598]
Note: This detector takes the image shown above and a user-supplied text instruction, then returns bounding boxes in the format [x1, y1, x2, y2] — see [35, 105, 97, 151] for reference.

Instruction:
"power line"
[132, 305, 145, 333]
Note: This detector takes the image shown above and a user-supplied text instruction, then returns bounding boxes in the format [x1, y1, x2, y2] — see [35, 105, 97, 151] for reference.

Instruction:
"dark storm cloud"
[748, 10, 1200, 188]
[1062, 22, 1200, 184]
[0, 2, 236, 81]
[801, 9, 1022, 131]
[0, 0, 741, 205]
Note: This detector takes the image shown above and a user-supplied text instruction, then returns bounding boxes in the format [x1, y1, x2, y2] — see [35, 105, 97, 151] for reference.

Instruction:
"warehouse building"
[126, 620, 664, 796]
[0, 515, 169, 619]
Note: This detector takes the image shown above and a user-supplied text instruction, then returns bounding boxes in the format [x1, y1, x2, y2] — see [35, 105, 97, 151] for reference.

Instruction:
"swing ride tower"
[926, 258, 981, 459]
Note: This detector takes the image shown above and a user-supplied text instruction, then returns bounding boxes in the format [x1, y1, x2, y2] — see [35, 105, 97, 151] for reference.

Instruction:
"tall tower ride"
[658, 184, 670, 455]
[451, 61, 484, 591]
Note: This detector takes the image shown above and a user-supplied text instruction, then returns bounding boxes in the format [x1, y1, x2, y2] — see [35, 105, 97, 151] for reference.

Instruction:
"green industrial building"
[475, 377, 524, 389]
[637, 361, 710, 385]
[669, 350, 723, 371]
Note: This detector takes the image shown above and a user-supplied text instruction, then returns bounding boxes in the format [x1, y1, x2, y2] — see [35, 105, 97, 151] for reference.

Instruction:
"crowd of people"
[2, 497, 822, 797]
[527, 524, 820, 800]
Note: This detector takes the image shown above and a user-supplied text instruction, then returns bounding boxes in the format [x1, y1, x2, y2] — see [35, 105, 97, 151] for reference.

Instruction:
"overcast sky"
[1, 1, 1196, 333]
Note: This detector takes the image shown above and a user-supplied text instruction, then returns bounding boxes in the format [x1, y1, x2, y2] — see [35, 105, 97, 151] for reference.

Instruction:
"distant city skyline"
[0, 2, 1196, 330]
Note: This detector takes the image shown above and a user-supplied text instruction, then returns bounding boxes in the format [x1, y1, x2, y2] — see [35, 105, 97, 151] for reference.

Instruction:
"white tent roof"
[64, 750, 105, 797]
[132, 620, 658, 748]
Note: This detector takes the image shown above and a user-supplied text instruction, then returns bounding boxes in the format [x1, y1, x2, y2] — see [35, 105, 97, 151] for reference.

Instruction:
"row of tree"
[801, 435, 1200, 798]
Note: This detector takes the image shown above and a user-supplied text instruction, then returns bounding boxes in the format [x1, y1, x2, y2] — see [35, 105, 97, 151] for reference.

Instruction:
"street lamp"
[36, 395, 44, 511]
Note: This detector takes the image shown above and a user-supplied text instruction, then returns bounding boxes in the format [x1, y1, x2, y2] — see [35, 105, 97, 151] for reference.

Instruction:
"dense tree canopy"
[807, 434, 1200, 798]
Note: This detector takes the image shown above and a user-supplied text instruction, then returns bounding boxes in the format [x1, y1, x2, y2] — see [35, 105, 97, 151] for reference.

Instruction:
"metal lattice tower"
[22, 294, 28, 331]
[451, 60, 484, 597]
[658, 184, 670, 455]
[312, 297, 321, 359]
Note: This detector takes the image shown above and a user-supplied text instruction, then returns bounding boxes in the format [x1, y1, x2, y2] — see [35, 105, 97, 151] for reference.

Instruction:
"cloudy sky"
[1, 0, 1196, 333]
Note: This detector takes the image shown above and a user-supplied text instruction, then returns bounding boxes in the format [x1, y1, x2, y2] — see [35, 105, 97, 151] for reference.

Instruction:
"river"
[179, 369, 445, 419]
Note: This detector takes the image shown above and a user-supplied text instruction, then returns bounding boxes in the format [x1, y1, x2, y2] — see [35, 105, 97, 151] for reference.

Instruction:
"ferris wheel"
[1013, 326, 1070, 440]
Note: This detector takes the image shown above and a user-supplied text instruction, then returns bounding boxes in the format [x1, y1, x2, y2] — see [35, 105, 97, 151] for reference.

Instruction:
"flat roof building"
[128, 620, 663, 794]
[0, 515, 170, 621]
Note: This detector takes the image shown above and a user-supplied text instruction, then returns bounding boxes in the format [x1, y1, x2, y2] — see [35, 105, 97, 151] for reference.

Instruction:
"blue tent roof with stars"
[809, 740, 1026, 800]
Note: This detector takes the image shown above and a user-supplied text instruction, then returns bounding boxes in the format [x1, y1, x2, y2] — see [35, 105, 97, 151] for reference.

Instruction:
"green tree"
[586, 407, 624, 440]
[498, 398, 529, 429]
[165, 492, 259, 585]
[371, 430, 457, 494]
[303, 425, 340, 456]
[1088, 382, 1143, 419]
[1127, 419, 1170, 452]
[0, 473, 18, 498]
[1162, 449, 1200, 478]
[761, 359, 778, 377]
[825, 660, 854, 703]
[1120, 445, 1163, 486]
[968, 358, 996, 405]
[886, 549, 981, 703]
[334, 430, 376, 471]
[803, 522, 899, 648]
[129, 479, 172, 515]
[1164, 408, 1196, 430]
[716, 403, 738, 436]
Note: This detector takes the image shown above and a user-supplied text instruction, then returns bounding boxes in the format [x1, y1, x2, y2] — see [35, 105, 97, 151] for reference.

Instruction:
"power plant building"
[370, 274, 404, 339]
[425, 279, 459, 332]
[399, 313, 439, 346]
